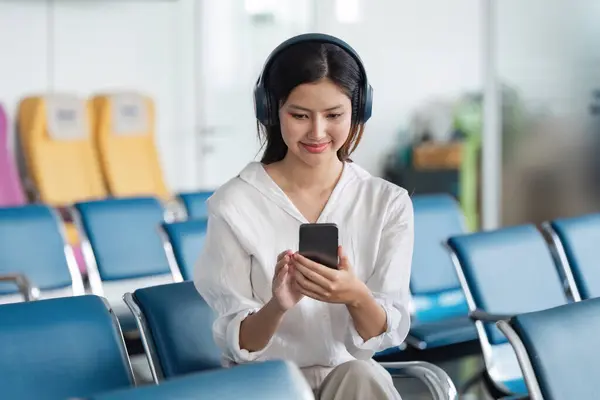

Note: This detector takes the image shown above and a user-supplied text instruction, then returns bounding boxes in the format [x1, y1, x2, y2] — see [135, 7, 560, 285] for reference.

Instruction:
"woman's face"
[279, 78, 352, 167]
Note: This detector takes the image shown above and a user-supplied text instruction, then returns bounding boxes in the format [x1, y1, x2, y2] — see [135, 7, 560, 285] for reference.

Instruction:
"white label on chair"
[438, 289, 465, 307]
[46, 94, 88, 141]
[411, 295, 434, 312]
[111, 93, 148, 136]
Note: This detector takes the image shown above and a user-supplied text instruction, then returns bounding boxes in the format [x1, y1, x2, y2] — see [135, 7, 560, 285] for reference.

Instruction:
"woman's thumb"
[338, 246, 350, 270]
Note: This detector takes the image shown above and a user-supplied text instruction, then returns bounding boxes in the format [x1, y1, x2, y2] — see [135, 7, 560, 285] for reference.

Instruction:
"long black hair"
[258, 41, 366, 164]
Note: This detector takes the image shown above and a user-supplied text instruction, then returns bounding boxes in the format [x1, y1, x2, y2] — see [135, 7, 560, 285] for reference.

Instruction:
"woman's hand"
[272, 250, 304, 312]
[291, 246, 370, 307]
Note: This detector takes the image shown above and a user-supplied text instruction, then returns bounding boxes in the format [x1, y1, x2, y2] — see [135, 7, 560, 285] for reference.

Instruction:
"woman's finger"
[294, 262, 334, 291]
[277, 249, 292, 262]
[274, 254, 290, 275]
[273, 264, 289, 288]
[293, 279, 327, 302]
[294, 268, 330, 297]
[293, 253, 337, 280]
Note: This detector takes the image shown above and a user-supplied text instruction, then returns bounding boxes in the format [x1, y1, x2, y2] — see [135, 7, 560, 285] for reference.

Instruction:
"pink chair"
[0, 104, 87, 275]
[0, 104, 25, 207]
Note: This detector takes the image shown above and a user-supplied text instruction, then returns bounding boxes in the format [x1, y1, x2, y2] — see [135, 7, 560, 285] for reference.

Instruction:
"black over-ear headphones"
[254, 33, 373, 127]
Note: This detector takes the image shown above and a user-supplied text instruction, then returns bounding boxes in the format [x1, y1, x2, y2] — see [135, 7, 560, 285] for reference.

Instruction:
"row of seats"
[0, 196, 210, 333]
[158, 196, 600, 399]
[0, 282, 457, 399]
[3, 191, 597, 398]
[0, 97, 213, 275]
[0, 193, 471, 398]
[409, 196, 600, 399]
[0, 294, 315, 399]
[368, 194, 600, 399]
[497, 296, 600, 400]
[4, 94, 166, 205]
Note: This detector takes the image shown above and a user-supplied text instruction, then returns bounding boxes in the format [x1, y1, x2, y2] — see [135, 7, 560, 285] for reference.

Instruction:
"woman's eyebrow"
[287, 104, 343, 112]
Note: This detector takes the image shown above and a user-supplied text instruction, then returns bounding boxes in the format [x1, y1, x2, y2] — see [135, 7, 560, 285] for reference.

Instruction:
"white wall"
[314, 0, 483, 174]
[497, 0, 600, 116]
[0, 0, 197, 191]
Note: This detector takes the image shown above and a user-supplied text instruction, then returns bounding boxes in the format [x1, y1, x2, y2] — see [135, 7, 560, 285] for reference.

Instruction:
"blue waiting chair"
[72, 197, 182, 332]
[405, 195, 477, 351]
[447, 224, 570, 398]
[543, 213, 600, 301]
[0, 295, 135, 399]
[125, 281, 458, 399]
[177, 190, 213, 219]
[159, 219, 208, 281]
[0, 204, 84, 303]
[498, 297, 600, 400]
[88, 360, 314, 400]
[124, 281, 222, 383]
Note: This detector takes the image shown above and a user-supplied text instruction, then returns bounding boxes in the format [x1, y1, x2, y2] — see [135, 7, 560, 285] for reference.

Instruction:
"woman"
[194, 33, 413, 399]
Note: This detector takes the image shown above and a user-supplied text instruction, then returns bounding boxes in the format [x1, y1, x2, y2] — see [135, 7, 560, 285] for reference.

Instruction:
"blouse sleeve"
[345, 190, 414, 358]
[193, 210, 276, 364]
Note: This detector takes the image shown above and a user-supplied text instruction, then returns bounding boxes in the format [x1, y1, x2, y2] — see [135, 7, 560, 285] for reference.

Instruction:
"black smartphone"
[299, 223, 339, 269]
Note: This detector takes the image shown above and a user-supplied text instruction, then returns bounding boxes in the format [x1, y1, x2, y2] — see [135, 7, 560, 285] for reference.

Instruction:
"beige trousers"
[306, 360, 402, 400]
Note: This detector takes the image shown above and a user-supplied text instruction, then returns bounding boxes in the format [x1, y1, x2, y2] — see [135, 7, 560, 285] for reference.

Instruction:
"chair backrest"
[0, 204, 83, 301]
[92, 93, 169, 199]
[161, 219, 208, 281]
[0, 295, 135, 399]
[74, 197, 172, 283]
[500, 298, 600, 400]
[17, 94, 107, 205]
[0, 104, 26, 206]
[447, 224, 568, 346]
[125, 281, 221, 382]
[88, 360, 314, 400]
[410, 194, 469, 322]
[177, 191, 213, 220]
[547, 213, 600, 301]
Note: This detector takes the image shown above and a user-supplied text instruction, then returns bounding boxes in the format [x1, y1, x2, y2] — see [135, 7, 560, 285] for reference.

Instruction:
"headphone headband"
[254, 33, 373, 126]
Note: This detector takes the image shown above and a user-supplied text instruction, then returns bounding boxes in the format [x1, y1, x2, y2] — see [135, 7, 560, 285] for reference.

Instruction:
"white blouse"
[194, 161, 414, 388]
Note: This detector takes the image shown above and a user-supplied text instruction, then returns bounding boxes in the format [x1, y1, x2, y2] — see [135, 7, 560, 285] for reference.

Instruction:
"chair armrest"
[379, 361, 457, 400]
[469, 309, 512, 323]
[0, 273, 40, 301]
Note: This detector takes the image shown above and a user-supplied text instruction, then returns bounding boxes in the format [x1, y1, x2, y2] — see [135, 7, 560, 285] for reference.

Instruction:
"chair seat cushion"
[412, 289, 469, 323]
[374, 345, 404, 357]
[500, 377, 527, 397]
[409, 316, 477, 349]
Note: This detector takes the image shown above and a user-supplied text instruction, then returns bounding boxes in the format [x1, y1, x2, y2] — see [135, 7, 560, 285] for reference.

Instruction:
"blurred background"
[3, 0, 600, 229]
[2, 1, 600, 399]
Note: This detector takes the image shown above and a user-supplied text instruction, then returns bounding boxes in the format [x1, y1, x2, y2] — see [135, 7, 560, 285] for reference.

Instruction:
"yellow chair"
[18, 94, 107, 205]
[92, 93, 170, 200]
[18, 94, 108, 273]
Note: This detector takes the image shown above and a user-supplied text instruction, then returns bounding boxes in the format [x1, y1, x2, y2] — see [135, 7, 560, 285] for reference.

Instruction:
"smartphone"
[298, 223, 339, 269]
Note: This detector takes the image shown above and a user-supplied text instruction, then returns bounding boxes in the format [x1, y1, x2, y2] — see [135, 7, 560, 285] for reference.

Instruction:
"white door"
[194, 0, 314, 190]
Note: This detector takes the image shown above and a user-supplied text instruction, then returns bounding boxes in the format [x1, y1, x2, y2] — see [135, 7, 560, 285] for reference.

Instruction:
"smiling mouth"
[300, 142, 331, 154]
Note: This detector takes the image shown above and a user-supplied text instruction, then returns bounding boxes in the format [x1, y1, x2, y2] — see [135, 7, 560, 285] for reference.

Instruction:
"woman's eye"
[327, 113, 343, 119]
[291, 113, 308, 120]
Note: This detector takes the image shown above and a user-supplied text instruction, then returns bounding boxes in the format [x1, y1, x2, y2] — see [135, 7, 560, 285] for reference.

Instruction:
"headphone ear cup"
[362, 83, 373, 123]
[266, 91, 278, 126]
[254, 86, 269, 126]
[254, 86, 279, 126]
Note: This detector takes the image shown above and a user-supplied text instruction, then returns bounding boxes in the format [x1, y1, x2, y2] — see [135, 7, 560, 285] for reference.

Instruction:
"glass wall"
[496, 0, 600, 226]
